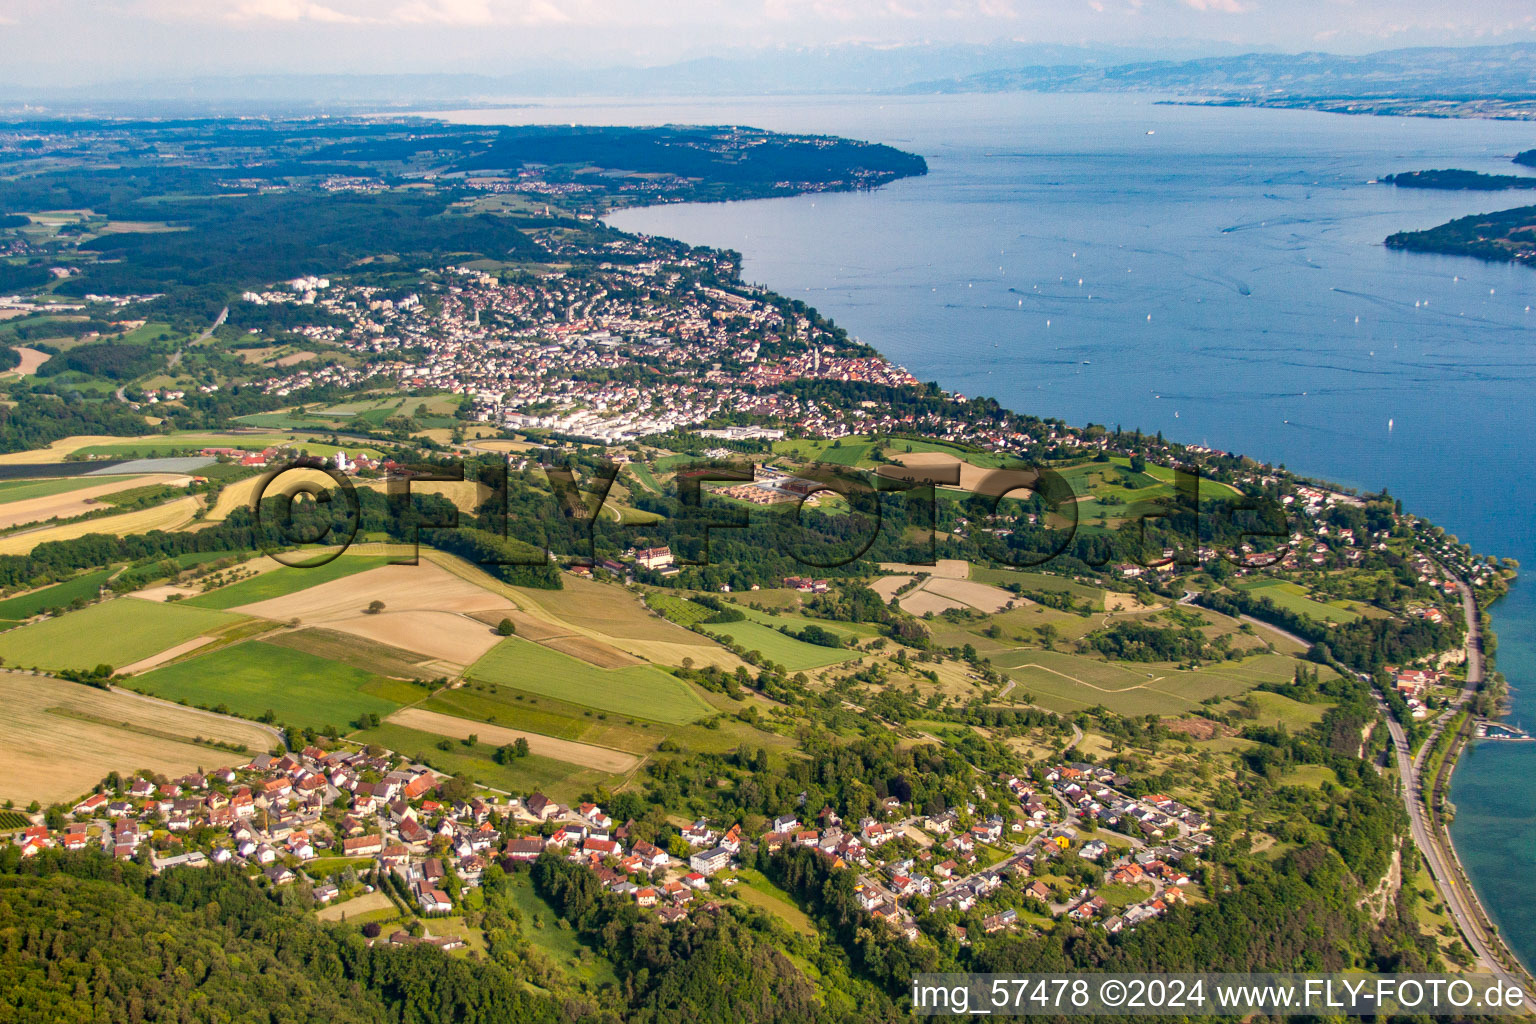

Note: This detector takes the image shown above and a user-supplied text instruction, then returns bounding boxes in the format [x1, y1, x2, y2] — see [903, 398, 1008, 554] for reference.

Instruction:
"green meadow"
[0, 598, 242, 673]
[184, 555, 391, 609]
[466, 637, 712, 724]
[132, 639, 406, 731]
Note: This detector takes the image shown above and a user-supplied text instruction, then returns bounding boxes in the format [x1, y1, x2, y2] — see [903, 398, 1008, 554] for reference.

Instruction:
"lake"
[443, 93, 1536, 967]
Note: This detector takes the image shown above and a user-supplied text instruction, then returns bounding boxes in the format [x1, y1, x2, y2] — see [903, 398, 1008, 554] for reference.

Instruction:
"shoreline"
[599, 174, 1532, 984]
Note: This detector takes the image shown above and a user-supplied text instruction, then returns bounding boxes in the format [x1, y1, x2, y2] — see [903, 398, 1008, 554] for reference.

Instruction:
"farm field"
[919, 576, 1016, 612]
[898, 589, 965, 617]
[264, 627, 442, 681]
[465, 637, 712, 724]
[0, 474, 138, 503]
[0, 495, 200, 555]
[184, 554, 392, 609]
[512, 575, 704, 643]
[880, 450, 1033, 494]
[0, 671, 275, 805]
[702, 618, 862, 671]
[385, 707, 640, 773]
[967, 566, 1107, 604]
[0, 434, 163, 466]
[0, 598, 243, 673]
[772, 437, 872, 466]
[878, 559, 969, 579]
[1232, 578, 1361, 624]
[230, 561, 513, 666]
[203, 467, 334, 522]
[1241, 689, 1332, 730]
[131, 639, 407, 731]
[357, 478, 491, 514]
[994, 646, 1307, 716]
[0, 568, 116, 620]
[422, 683, 788, 758]
[65, 433, 381, 460]
[351, 722, 617, 801]
[733, 604, 882, 639]
[505, 572, 738, 668]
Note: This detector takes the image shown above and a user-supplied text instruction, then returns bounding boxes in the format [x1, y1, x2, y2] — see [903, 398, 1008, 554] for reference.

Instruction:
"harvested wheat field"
[1104, 592, 1153, 612]
[5, 347, 50, 375]
[386, 707, 640, 773]
[870, 575, 914, 601]
[0, 474, 190, 530]
[880, 452, 1037, 495]
[536, 634, 642, 669]
[469, 608, 641, 667]
[469, 608, 564, 640]
[0, 435, 146, 466]
[0, 496, 201, 555]
[235, 561, 510, 620]
[328, 611, 502, 665]
[427, 551, 741, 670]
[922, 576, 1016, 613]
[879, 559, 970, 579]
[233, 561, 513, 666]
[206, 467, 337, 521]
[358, 479, 491, 514]
[0, 672, 275, 806]
[898, 590, 966, 616]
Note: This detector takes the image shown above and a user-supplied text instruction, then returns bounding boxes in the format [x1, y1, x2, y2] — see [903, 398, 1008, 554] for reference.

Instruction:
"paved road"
[116, 306, 225, 402]
[1375, 572, 1531, 1000]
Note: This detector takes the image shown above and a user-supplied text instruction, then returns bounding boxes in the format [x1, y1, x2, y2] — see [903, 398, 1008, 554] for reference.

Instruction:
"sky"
[2, 0, 1535, 88]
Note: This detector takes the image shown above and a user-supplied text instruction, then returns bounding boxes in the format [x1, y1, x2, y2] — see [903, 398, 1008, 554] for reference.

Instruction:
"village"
[11, 728, 1213, 953]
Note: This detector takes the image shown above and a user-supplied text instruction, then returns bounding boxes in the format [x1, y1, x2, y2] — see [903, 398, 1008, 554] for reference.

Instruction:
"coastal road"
[1375, 571, 1532, 1001]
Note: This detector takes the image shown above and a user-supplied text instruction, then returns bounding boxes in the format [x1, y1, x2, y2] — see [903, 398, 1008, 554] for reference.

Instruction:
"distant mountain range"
[3, 41, 1536, 118]
[0, 42, 1210, 116]
[902, 42, 1536, 99]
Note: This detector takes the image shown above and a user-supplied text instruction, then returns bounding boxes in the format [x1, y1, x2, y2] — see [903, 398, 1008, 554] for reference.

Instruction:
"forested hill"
[0, 118, 926, 305]
[1383, 168, 1536, 191]
[0, 856, 564, 1024]
[1518, 149, 1536, 168]
[1385, 204, 1536, 265]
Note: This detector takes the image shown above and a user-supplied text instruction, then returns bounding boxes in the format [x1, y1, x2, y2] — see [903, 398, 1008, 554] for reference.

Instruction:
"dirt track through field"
[117, 635, 218, 674]
[386, 707, 640, 773]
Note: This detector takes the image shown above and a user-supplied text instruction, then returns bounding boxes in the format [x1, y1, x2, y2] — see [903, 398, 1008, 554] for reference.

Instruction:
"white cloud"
[1183, 0, 1247, 11]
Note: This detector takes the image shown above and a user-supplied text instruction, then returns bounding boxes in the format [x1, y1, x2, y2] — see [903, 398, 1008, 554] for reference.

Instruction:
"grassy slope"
[465, 637, 712, 724]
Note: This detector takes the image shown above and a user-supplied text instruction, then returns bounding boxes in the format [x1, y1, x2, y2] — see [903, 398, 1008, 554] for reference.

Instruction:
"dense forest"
[1385, 203, 1536, 264]
[0, 852, 565, 1024]
[1383, 168, 1536, 190]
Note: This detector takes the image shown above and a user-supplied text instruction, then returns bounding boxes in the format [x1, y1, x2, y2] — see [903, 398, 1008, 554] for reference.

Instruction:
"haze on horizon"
[1, 0, 1534, 90]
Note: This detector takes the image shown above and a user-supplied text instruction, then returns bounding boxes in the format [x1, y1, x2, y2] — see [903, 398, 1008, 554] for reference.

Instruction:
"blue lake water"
[448, 93, 1536, 966]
